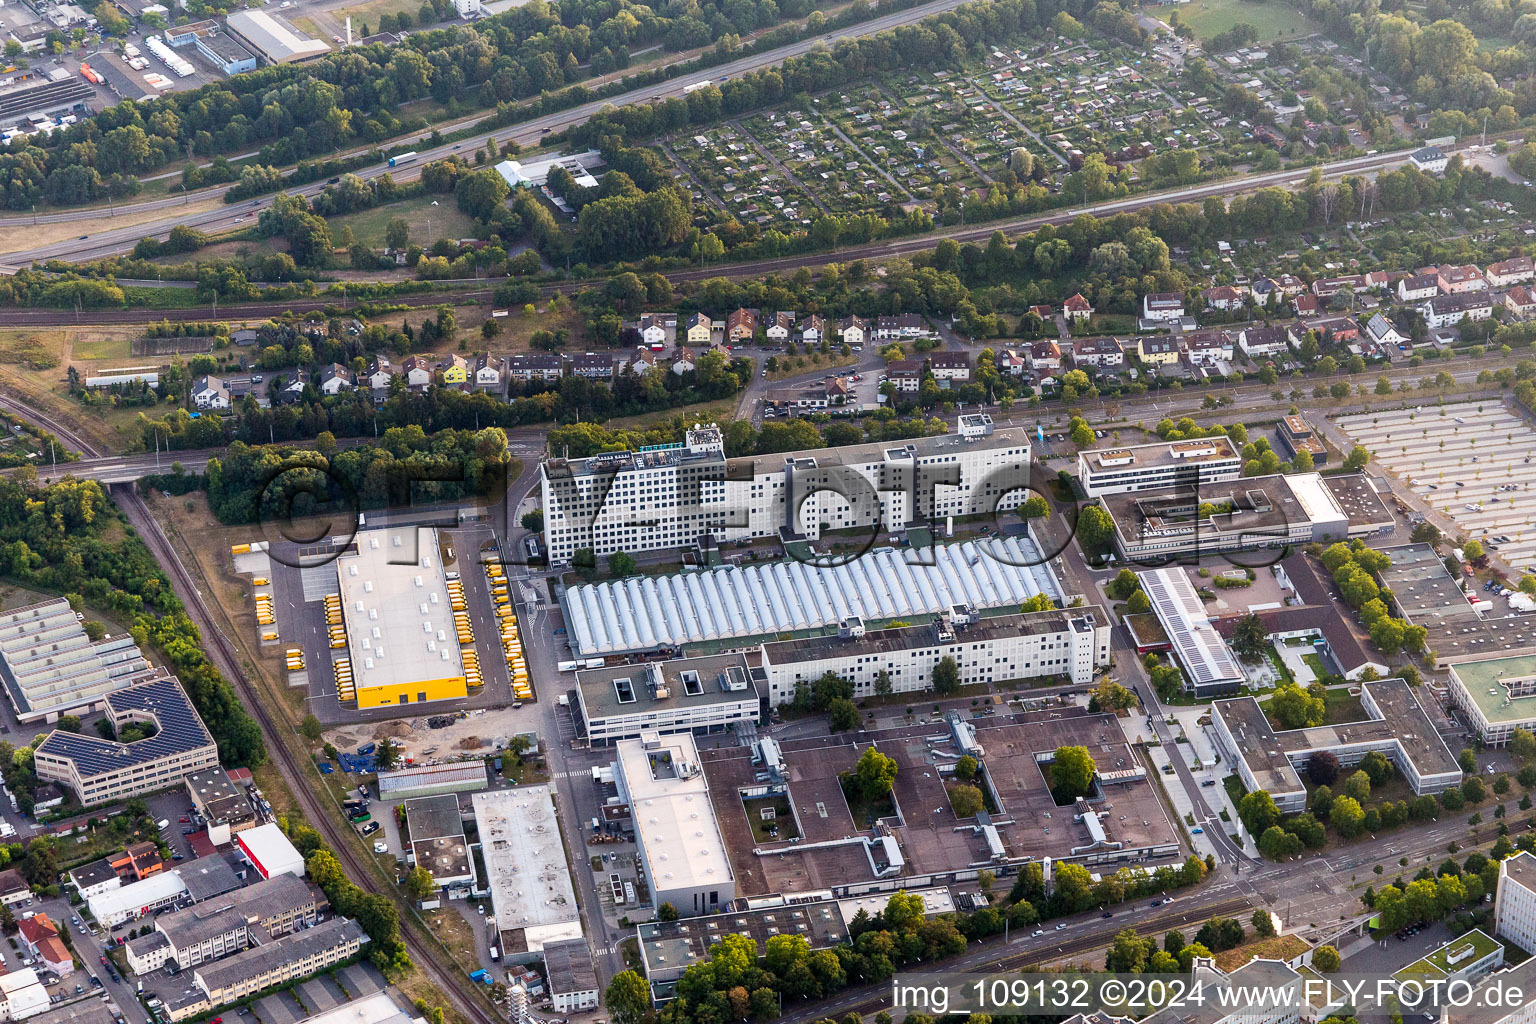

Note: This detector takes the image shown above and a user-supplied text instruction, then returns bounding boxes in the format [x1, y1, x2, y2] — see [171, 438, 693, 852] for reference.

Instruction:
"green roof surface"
[1451, 655, 1536, 723]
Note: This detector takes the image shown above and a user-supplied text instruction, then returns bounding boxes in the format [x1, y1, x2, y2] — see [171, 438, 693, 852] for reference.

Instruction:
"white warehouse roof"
[236, 822, 306, 879]
[563, 537, 1062, 657]
[87, 872, 188, 923]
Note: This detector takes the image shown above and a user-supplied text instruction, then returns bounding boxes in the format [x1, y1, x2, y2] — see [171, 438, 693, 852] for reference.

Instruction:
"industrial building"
[637, 900, 848, 986]
[403, 795, 472, 891]
[187, 919, 369, 1015]
[124, 872, 318, 974]
[185, 768, 255, 843]
[1138, 569, 1246, 696]
[1076, 437, 1244, 498]
[335, 528, 467, 709]
[613, 732, 733, 916]
[541, 938, 599, 1014]
[757, 606, 1111, 705]
[576, 653, 762, 745]
[0, 596, 159, 722]
[1446, 654, 1536, 746]
[88, 872, 188, 928]
[235, 823, 306, 880]
[0, 969, 50, 1021]
[493, 151, 601, 190]
[163, 21, 256, 73]
[377, 762, 489, 800]
[562, 535, 1062, 658]
[1276, 415, 1328, 465]
[34, 676, 219, 804]
[541, 419, 1031, 563]
[223, 10, 329, 63]
[1104, 472, 1391, 561]
[1210, 679, 1462, 814]
[472, 787, 582, 961]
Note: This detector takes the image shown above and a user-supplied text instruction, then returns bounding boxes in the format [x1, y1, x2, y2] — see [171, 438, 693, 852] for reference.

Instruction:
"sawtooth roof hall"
[563, 537, 1063, 657]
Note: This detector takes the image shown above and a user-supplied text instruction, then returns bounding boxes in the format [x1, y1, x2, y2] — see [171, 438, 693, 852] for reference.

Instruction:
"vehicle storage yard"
[1336, 401, 1536, 572]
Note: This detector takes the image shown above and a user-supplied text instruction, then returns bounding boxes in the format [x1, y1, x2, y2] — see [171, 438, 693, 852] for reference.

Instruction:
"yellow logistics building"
[335, 528, 468, 709]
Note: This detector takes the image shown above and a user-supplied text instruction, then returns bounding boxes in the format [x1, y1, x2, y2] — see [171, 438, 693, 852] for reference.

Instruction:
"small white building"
[235, 822, 305, 880]
[1409, 146, 1448, 174]
[1141, 292, 1185, 321]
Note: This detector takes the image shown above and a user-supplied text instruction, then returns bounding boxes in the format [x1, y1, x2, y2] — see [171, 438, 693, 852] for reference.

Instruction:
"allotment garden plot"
[977, 42, 1234, 169]
[1336, 402, 1536, 572]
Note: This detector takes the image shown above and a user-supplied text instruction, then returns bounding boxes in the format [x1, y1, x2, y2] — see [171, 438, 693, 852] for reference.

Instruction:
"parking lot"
[1337, 402, 1536, 572]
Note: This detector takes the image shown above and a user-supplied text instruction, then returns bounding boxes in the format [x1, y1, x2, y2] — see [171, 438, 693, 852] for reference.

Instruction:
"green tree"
[1021, 495, 1051, 519]
[657, 903, 679, 921]
[300, 714, 324, 743]
[1342, 445, 1371, 471]
[1251, 909, 1276, 937]
[520, 510, 544, 533]
[403, 866, 435, 902]
[948, 784, 984, 818]
[1269, 683, 1325, 728]
[955, 755, 978, 782]
[1313, 945, 1341, 972]
[1330, 795, 1366, 837]
[608, 551, 637, 577]
[605, 971, 651, 1024]
[1512, 728, 1536, 761]
[828, 698, 860, 733]
[385, 217, 410, 250]
[932, 655, 960, 695]
[1051, 746, 1096, 800]
[853, 747, 898, 799]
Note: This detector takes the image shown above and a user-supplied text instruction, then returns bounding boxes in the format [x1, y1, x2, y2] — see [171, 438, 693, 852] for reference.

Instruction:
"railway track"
[0, 391, 502, 1024]
[778, 894, 1256, 1024]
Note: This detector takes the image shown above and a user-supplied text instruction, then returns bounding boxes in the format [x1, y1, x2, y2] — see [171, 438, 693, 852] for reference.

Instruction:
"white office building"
[612, 733, 733, 916]
[1497, 851, 1536, 954]
[1139, 568, 1246, 697]
[577, 654, 761, 745]
[757, 607, 1111, 705]
[540, 420, 1031, 563]
[472, 787, 582, 962]
[1076, 437, 1243, 498]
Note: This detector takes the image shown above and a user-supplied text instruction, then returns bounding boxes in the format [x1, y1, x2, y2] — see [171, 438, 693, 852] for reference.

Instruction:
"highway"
[0, 105, 1466, 273]
[0, 0, 974, 267]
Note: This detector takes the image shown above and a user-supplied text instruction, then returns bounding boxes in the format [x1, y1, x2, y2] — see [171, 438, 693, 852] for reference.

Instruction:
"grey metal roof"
[194, 918, 367, 993]
[564, 537, 1062, 656]
[178, 855, 242, 903]
[157, 872, 313, 952]
[35, 676, 215, 779]
[403, 794, 463, 841]
[542, 937, 597, 996]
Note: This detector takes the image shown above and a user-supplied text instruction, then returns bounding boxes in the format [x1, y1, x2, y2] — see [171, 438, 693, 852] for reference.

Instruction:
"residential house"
[638, 313, 676, 349]
[1292, 293, 1321, 317]
[1136, 336, 1180, 365]
[838, 316, 868, 347]
[401, 355, 436, 390]
[1361, 270, 1401, 292]
[17, 916, 71, 977]
[506, 353, 563, 383]
[1508, 286, 1536, 320]
[364, 357, 393, 391]
[318, 364, 353, 396]
[1062, 293, 1093, 322]
[192, 376, 231, 412]
[996, 349, 1028, 376]
[1070, 337, 1123, 370]
[1183, 329, 1233, 367]
[684, 313, 713, 347]
[1202, 285, 1247, 312]
[1310, 275, 1365, 299]
[1438, 264, 1486, 294]
[1422, 290, 1494, 329]
[1486, 256, 1536, 288]
[1410, 146, 1448, 174]
[1396, 273, 1439, 303]
[622, 349, 658, 376]
[824, 377, 851, 405]
[764, 312, 795, 343]
[1238, 325, 1292, 358]
[1314, 317, 1360, 345]
[473, 355, 507, 392]
[1141, 292, 1185, 321]
[1029, 304, 1053, 321]
[438, 354, 470, 387]
[568, 353, 614, 381]
[873, 314, 928, 341]
[1363, 313, 1409, 350]
[0, 870, 31, 907]
[109, 844, 162, 882]
[887, 359, 924, 392]
[671, 348, 696, 376]
[1028, 341, 1062, 374]
[798, 315, 825, 347]
[927, 350, 971, 382]
[726, 308, 757, 344]
[764, 387, 825, 412]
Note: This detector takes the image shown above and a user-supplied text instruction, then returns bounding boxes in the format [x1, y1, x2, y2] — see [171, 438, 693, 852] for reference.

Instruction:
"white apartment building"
[612, 733, 734, 916]
[1447, 654, 1536, 746]
[1076, 437, 1243, 498]
[541, 420, 1031, 563]
[1421, 291, 1493, 329]
[1496, 851, 1536, 954]
[576, 654, 761, 745]
[757, 607, 1111, 705]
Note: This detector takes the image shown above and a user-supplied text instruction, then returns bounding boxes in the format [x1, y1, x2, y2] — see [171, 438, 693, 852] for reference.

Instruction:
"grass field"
[330, 194, 478, 249]
[1167, 0, 1317, 41]
[70, 334, 133, 361]
[327, 0, 423, 32]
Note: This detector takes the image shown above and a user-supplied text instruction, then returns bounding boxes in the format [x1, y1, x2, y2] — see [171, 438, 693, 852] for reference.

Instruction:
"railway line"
[0, 388, 505, 1024]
